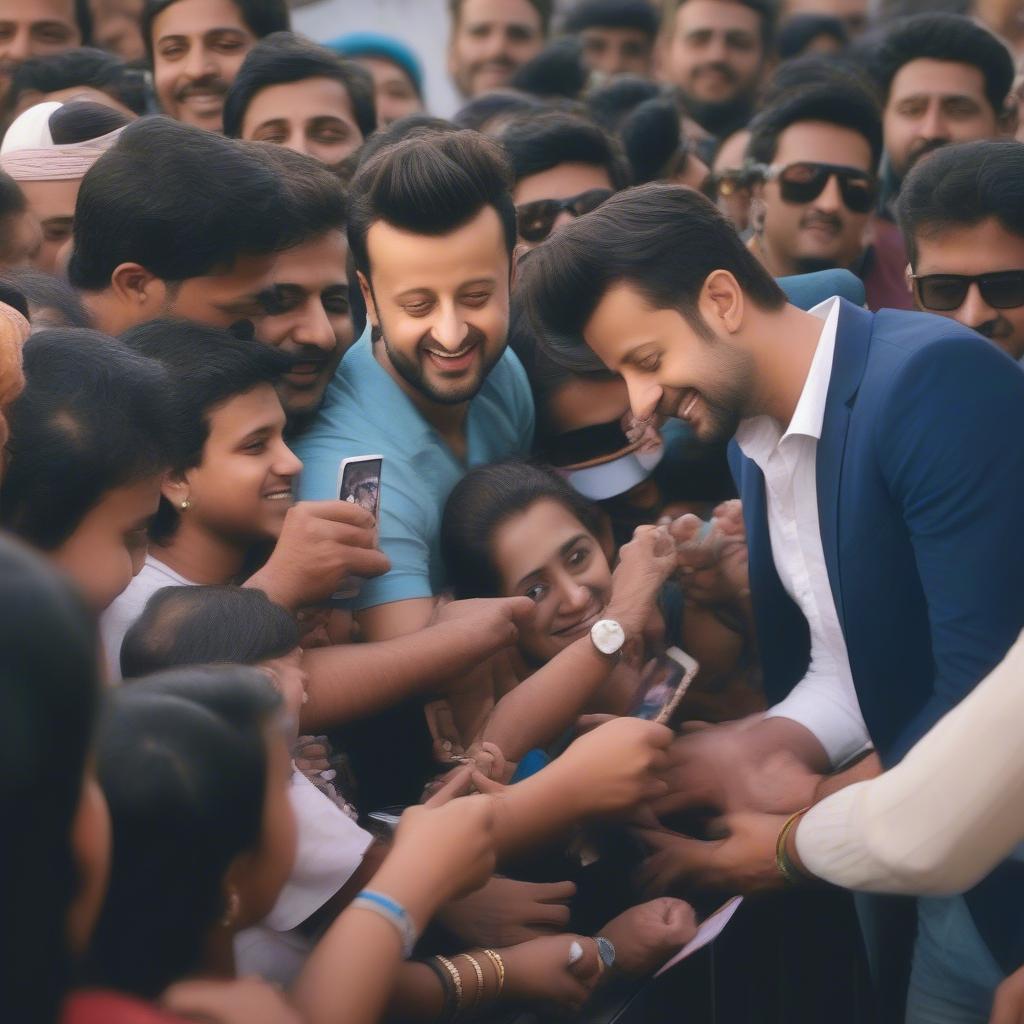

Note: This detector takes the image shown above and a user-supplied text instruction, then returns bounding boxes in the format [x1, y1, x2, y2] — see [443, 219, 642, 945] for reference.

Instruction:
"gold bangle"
[775, 806, 810, 886]
[482, 949, 505, 996]
[435, 955, 463, 1014]
[456, 954, 485, 1010]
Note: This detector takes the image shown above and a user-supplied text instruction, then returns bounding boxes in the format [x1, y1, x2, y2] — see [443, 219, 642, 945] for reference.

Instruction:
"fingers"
[469, 770, 506, 795]
[339, 547, 392, 579]
[532, 880, 578, 903]
[576, 713, 616, 734]
[501, 595, 537, 625]
[530, 900, 572, 930]
[293, 499, 376, 529]
[423, 765, 475, 807]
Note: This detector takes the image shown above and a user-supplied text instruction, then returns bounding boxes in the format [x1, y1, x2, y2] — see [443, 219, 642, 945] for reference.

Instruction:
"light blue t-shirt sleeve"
[501, 346, 535, 452]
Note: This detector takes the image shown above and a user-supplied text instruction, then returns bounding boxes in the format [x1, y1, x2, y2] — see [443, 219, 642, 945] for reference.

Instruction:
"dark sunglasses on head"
[912, 270, 1024, 312]
[755, 161, 877, 214]
[515, 188, 615, 244]
[707, 168, 752, 199]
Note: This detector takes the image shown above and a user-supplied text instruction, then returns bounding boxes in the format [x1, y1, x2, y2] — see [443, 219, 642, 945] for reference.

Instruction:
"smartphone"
[631, 646, 700, 725]
[332, 454, 383, 600]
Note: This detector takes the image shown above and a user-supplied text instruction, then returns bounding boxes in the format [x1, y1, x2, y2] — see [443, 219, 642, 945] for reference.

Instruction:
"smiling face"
[583, 280, 756, 443]
[0, 0, 81, 103]
[758, 120, 873, 277]
[884, 59, 997, 179]
[151, 0, 256, 132]
[256, 230, 354, 420]
[579, 26, 654, 78]
[241, 76, 365, 168]
[173, 383, 303, 544]
[360, 205, 511, 407]
[491, 497, 612, 663]
[448, 0, 545, 99]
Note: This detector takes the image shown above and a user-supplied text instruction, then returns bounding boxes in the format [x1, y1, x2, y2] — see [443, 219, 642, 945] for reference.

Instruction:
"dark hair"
[69, 116, 302, 291]
[760, 53, 880, 108]
[586, 74, 660, 132]
[508, 37, 588, 99]
[874, 14, 1014, 115]
[356, 114, 457, 168]
[442, 459, 602, 598]
[663, 0, 777, 51]
[90, 668, 281, 998]
[0, 171, 27, 266]
[47, 100, 132, 144]
[619, 96, 692, 184]
[453, 91, 544, 132]
[9, 47, 148, 115]
[0, 330, 172, 549]
[448, 0, 553, 33]
[222, 31, 376, 141]
[250, 142, 348, 240]
[746, 80, 883, 168]
[0, 268, 91, 327]
[777, 14, 847, 60]
[500, 110, 631, 189]
[897, 139, 1024, 266]
[516, 182, 785, 372]
[121, 585, 299, 678]
[348, 129, 517, 280]
[0, 535, 99, 1024]
[564, 0, 659, 35]
[143, 0, 290, 62]
[118, 319, 292, 542]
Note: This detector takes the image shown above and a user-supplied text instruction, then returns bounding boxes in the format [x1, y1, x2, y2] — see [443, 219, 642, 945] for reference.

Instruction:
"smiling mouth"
[423, 342, 480, 374]
[678, 389, 701, 422]
[262, 488, 294, 502]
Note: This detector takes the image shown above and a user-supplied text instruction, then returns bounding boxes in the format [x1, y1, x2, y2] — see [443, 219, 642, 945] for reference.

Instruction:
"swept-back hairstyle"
[68, 117, 302, 291]
[0, 329, 172, 548]
[897, 139, 1024, 265]
[222, 31, 376, 141]
[563, 0, 659, 35]
[9, 48, 148, 116]
[118, 319, 292, 542]
[250, 142, 348, 240]
[347, 128, 517, 280]
[746, 80, 883, 168]
[0, 535, 100, 1024]
[121, 585, 300, 678]
[516, 182, 785, 372]
[500, 110, 631, 189]
[873, 13, 1013, 115]
[442, 459, 602, 598]
[90, 668, 281, 998]
[143, 0, 290, 60]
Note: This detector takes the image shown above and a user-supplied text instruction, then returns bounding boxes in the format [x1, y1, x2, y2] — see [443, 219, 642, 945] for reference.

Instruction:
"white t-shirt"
[101, 556, 375, 981]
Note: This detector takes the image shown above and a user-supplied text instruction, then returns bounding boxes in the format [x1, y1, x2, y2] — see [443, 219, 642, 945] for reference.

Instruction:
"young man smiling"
[295, 129, 534, 641]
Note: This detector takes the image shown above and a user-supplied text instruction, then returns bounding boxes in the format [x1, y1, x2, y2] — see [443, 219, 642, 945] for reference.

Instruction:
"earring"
[221, 888, 240, 928]
[179, 498, 191, 511]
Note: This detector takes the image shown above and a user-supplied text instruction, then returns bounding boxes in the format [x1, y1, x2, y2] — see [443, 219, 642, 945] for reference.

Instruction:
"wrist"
[244, 565, 298, 612]
[775, 807, 812, 886]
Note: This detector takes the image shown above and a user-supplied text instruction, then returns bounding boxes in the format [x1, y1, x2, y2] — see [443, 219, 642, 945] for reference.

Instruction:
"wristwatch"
[595, 935, 616, 972]
[590, 618, 626, 657]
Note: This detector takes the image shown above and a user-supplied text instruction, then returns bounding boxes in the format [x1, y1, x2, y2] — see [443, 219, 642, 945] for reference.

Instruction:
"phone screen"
[339, 456, 382, 521]
[631, 646, 699, 725]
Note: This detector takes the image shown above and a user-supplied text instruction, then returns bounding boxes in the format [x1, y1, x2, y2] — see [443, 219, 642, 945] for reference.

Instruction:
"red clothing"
[862, 216, 915, 312]
[62, 990, 189, 1024]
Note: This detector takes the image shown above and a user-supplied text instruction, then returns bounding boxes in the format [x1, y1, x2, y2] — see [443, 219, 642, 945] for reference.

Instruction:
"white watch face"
[591, 618, 626, 655]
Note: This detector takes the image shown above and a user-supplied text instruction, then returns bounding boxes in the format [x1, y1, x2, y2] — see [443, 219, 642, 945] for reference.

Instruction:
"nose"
[484, 28, 511, 59]
[274, 440, 304, 478]
[432, 303, 469, 352]
[814, 173, 844, 213]
[706, 33, 729, 62]
[557, 579, 592, 616]
[551, 208, 576, 235]
[292, 301, 336, 353]
[957, 282, 998, 333]
[918, 100, 948, 142]
[184, 43, 216, 80]
[624, 373, 663, 420]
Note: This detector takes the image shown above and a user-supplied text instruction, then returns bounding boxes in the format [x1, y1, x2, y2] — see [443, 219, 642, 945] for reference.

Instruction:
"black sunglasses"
[912, 270, 1024, 312]
[515, 188, 615, 244]
[755, 161, 877, 214]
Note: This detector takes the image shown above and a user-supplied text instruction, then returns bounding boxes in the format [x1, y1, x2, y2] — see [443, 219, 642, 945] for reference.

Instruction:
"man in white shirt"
[517, 182, 1024, 1023]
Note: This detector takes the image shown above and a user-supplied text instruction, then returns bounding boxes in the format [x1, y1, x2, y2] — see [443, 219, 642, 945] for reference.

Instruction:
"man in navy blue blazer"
[518, 182, 1024, 1021]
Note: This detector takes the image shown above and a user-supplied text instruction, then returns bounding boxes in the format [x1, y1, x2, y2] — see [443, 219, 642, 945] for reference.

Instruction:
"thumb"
[469, 770, 506, 795]
[568, 940, 602, 984]
[503, 595, 537, 624]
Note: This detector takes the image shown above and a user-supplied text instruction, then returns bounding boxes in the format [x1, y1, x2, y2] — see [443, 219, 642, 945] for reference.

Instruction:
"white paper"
[654, 896, 743, 977]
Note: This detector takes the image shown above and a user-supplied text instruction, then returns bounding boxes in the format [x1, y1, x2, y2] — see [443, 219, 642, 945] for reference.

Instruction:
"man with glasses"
[500, 110, 631, 251]
[744, 83, 887, 307]
[899, 139, 1024, 362]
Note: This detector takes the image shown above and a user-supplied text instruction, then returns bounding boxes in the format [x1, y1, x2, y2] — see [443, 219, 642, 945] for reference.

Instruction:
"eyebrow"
[515, 533, 589, 589]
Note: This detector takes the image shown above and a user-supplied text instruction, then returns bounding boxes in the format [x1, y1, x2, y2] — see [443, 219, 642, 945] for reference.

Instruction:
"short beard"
[792, 255, 841, 275]
[680, 89, 757, 138]
[694, 343, 758, 444]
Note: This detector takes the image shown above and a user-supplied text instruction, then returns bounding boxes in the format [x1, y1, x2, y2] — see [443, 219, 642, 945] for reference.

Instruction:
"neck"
[202, 928, 237, 980]
[81, 289, 135, 336]
[749, 231, 798, 279]
[374, 342, 470, 459]
[153, 517, 248, 586]
[743, 303, 826, 427]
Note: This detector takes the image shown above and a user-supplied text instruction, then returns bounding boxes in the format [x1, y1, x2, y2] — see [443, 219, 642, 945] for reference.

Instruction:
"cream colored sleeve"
[795, 629, 1024, 894]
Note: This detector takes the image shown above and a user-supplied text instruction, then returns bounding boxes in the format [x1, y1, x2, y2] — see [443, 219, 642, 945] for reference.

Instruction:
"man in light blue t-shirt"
[296, 129, 533, 641]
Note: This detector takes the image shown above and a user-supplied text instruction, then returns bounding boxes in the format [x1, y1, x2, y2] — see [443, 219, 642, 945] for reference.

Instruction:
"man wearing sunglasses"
[501, 109, 631, 251]
[899, 139, 1024, 362]
[745, 83, 886, 306]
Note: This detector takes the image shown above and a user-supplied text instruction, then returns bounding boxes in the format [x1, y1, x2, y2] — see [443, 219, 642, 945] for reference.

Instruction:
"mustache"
[906, 137, 949, 170]
[174, 75, 229, 102]
[692, 61, 738, 83]
[972, 317, 1011, 340]
[800, 211, 844, 231]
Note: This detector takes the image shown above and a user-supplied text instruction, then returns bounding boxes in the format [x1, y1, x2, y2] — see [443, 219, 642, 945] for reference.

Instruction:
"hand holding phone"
[333, 454, 384, 599]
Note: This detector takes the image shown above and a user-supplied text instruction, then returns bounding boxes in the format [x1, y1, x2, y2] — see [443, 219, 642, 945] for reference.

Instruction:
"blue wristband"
[352, 890, 418, 958]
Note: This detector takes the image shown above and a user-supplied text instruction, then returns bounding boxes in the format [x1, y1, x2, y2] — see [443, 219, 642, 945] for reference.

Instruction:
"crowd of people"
[3, 0, 1024, 1022]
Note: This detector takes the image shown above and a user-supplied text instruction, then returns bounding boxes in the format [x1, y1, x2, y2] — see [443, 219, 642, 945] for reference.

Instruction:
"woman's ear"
[160, 469, 189, 509]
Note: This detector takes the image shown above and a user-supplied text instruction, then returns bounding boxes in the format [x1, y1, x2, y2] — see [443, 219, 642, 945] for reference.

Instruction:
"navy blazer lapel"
[816, 299, 873, 631]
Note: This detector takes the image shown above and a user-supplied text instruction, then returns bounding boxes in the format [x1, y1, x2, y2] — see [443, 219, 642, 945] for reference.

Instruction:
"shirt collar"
[784, 296, 840, 442]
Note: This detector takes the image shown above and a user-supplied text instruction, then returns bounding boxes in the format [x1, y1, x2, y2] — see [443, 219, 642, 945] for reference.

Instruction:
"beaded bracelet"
[456, 953, 485, 1011]
[434, 954, 464, 1016]
[482, 948, 505, 996]
[421, 956, 457, 1021]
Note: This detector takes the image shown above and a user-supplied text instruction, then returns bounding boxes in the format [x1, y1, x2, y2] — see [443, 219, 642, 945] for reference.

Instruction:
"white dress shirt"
[735, 297, 871, 767]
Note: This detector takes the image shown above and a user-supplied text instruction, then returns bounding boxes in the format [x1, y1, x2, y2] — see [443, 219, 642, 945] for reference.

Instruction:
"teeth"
[264, 492, 293, 500]
[427, 348, 474, 360]
[683, 393, 699, 417]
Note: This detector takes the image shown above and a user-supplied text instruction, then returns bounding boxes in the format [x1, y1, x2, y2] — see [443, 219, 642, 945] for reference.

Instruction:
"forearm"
[479, 640, 613, 762]
[486, 767, 587, 862]
[301, 619, 513, 732]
